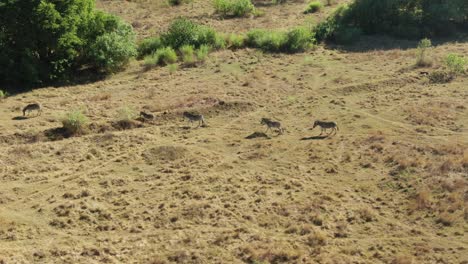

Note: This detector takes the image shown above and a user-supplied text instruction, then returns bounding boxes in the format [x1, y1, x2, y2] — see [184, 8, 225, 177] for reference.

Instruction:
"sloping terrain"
[0, 0, 467, 263]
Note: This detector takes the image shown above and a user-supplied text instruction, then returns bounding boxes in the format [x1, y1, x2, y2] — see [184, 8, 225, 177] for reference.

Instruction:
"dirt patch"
[142, 146, 187, 164]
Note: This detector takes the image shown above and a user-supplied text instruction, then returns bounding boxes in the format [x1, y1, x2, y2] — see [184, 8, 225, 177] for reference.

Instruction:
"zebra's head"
[312, 120, 318, 128]
[260, 118, 269, 125]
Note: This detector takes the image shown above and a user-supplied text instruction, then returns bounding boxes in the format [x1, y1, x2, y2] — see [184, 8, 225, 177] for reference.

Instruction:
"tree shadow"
[325, 33, 468, 53]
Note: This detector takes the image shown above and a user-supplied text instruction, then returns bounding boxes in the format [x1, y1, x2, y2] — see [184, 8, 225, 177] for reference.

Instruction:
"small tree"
[416, 38, 432, 67]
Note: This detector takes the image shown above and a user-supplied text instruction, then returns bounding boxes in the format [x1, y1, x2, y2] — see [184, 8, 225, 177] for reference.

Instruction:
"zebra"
[312, 120, 339, 135]
[261, 118, 284, 134]
[23, 103, 42, 117]
[183, 111, 205, 127]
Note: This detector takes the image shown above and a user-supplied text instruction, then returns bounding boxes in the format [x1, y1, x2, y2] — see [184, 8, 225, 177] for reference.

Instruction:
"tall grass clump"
[225, 34, 246, 49]
[304, 1, 322, 14]
[415, 38, 432, 67]
[196, 45, 210, 62]
[137, 37, 163, 58]
[445, 54, 467, 75]
[246, 27, 315, 53]
[161, 18, 225, 49]
[62, 110, 88, 135]
[213, 0, 255, 18]
[180, 45, 196, 65]
[0, 90, 7, 99]
[155, 47, 178, 65]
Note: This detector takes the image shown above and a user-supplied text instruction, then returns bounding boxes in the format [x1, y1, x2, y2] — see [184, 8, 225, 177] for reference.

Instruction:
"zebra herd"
[21, 103, 339, 137]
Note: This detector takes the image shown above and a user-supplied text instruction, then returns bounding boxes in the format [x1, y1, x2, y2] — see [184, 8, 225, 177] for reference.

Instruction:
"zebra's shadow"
[300, 135, 329, 140]
[12, 116, 29, 120]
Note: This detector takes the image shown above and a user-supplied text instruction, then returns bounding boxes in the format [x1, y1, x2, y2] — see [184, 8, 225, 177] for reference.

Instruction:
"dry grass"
[0, 1, 466, 263]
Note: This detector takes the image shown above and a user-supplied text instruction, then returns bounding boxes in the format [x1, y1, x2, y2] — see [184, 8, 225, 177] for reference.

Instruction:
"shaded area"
[300, 135, 328, 140]
[245, 132, 270, 139]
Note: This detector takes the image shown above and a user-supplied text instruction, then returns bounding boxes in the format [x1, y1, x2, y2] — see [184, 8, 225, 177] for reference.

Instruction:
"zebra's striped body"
[261, 118, 284, 134]
[312, 120, 338, 135]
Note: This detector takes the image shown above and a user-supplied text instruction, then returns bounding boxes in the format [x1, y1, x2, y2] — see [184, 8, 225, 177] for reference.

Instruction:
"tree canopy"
[0, 0, 136, 89]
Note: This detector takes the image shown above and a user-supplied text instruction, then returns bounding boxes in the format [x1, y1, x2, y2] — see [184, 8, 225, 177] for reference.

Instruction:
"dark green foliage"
[137, 37, 163, 58]
[246, 27, 315, 52]
[86, 13, 137, 73]
[0, 0, 136, 88]
[161, 18, 225, 49]
[316, 0, 468, 43]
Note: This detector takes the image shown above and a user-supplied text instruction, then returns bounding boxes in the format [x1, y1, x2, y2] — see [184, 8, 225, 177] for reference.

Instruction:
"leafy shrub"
[196, 45, 210, 62]
[62, 110, 88, 135]
[445, 54, 467, 74]
[304, 1, 322, 14]
[137, 37, 163, 58]
[180, 45, 196, 65]
[161, 18, 225, 49]
[0, 1, 137, 88]
[334, 26, 362, 44]
[415, 38, 432, 67]
[213, 0, 255, 18]
[87, 20, 137, 73]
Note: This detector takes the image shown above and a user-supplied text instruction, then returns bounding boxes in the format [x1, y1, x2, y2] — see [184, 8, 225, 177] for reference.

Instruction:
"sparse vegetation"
[225, 34, 246, 49]
[115, 106, 138, 129]
[155, 47, 178, 66]
[61, 110, 88, 135]
[213, 0, 256, 18]
[304, 1, 322, 14]
[168, 63, 178, 75]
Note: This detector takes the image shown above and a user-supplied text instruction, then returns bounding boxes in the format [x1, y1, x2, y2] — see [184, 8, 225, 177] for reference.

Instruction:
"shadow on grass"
[300, 135, 328, 140]
[12, 116, 28, 121]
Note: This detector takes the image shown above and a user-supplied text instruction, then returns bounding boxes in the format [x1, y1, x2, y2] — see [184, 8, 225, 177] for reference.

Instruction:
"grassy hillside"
[0, 0, 466, 263]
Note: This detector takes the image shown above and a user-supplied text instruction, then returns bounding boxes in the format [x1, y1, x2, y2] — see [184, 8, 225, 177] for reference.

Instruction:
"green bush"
[284, 27, 315, 52]
[445, 54, 467, 74]
[161, 18, 225, 49]
[0, 0, 137, 88]
[304, 1, 322, 14]
[415, 38, 432, 67]
[143, 54, 160, 69]
[213, 0, 255, 17]
[62, 110, 88, 135]
[168, 63, 178, 75]
[246, 28, 315, 52]
[196, 45, 210, 62]
[137, 37, 163, 58]
[180, 45, 196, 65]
